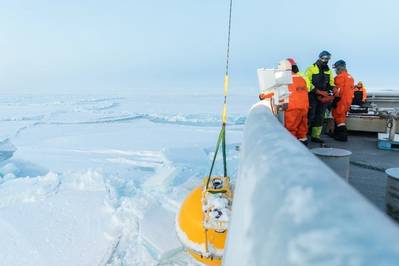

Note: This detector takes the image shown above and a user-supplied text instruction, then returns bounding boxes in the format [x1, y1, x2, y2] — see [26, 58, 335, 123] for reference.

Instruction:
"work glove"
[316, 89, 334, 97]
[315, 89, 334, 104]
[259, 92, 274, 100]
[315, 89, 330, 97]
[331, 96, 341, 108]
[318, 95, 335, 104]
[332, 87, 340, 96]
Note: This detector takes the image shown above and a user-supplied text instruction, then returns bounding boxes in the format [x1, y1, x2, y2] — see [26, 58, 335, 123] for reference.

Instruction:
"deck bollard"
[311, 148, 352, 181]
[386, 168, 399, 221]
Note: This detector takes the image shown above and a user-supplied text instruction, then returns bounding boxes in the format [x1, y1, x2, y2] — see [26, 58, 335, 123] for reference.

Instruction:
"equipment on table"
[377, 110, 399, 151]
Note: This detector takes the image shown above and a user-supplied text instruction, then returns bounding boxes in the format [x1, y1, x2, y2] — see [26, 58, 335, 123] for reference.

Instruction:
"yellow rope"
[222, 75, 229, 124]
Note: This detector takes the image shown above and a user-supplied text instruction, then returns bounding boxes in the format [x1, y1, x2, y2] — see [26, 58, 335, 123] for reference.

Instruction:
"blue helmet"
[333, 60, 346, 69]
[319, 50, 331, 59]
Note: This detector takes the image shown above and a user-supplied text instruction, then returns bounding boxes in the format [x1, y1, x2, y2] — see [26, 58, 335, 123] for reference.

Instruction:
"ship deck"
[309, 132, 398, 211]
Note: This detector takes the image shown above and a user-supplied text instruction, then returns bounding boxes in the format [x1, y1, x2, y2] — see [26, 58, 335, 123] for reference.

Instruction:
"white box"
[275, 70, 292, 86]
[257, 67, 292, 105]
[257, 68, 277, 91]
[257, 68, 292, 92]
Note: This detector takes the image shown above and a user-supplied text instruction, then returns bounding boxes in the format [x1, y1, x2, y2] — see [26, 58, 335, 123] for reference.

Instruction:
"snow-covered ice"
[0, 139, 16, 163]
[0, 90, 252, 265]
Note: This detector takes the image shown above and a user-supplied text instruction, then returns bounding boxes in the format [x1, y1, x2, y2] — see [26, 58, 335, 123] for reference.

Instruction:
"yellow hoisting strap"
[222, 75, 229, 124]
[224, 74, 229, 97]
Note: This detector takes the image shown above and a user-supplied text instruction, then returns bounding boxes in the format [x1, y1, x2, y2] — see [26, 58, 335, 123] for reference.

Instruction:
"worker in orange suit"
[284, 58, 309, 145]
[352, 81, 367, 106]
[331, 60, 354, 141]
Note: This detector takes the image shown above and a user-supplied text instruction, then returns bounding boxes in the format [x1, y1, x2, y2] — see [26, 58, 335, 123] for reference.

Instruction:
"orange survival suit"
[352, 81, 367, 106]
[285, 73, 309, 141]
[332, 71, 354, 125]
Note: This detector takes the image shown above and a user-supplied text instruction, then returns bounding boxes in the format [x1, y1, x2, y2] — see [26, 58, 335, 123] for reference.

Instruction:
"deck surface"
[309, 132, 398, 211]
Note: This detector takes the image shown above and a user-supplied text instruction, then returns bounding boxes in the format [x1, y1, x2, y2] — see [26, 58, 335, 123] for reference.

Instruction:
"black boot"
[311, 137, 324, 143]
[327, 123, 337, 138]
[334, 125, 348, 142]
[300, 139, 309, 146]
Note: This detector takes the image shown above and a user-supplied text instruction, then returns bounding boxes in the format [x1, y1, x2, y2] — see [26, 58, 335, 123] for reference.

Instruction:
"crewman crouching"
[352, 81, 367, 106]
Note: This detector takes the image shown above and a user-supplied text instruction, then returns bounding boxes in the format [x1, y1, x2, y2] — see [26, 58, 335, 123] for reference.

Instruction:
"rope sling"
[206, 0, 233, 187]
[202, 1, 234, 257]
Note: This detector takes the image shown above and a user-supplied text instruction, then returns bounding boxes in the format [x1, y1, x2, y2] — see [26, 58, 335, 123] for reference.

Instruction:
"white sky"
[0, 0, 398, 94]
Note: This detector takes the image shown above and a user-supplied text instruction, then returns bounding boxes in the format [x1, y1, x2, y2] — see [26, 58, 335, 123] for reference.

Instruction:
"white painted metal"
[367, 90, 399, 108]
[223, 101, 399, 266]
[257, 68, 291, 106]
[311, 148, 352, 181]
[389, 117, 397, 141]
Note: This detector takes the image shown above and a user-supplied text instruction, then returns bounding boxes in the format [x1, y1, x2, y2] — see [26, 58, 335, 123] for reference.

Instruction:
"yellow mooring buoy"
[176, 176, 232, 265]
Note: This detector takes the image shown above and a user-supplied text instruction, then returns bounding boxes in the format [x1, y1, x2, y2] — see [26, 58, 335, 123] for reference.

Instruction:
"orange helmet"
[286, 58, 299, 73]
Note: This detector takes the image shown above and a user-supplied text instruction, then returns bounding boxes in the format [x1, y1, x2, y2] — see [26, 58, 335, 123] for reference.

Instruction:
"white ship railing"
[223, 101, 399, 266]
[368, 90, 399, 108]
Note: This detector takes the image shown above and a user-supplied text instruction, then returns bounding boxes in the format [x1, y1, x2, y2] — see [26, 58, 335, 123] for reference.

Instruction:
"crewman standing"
[352, 81, 367, 106]
[305, 51, 335, 143]
[331, 60, 355, 141]
[284, 58, 309, 145]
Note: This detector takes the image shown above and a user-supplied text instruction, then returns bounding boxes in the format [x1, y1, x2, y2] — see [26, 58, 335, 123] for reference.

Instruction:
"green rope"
[207, 126, 225, 179]
[206, 124, 228, 190]
[222, 125, 227, 177]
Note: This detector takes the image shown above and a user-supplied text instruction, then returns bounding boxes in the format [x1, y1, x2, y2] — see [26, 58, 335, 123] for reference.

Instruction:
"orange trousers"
[332, 101, 350, 125]
[285, 109, 308, 139]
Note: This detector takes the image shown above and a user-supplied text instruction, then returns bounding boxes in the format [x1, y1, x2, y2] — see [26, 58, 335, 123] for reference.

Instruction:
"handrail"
[223, 101, 399, 266]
